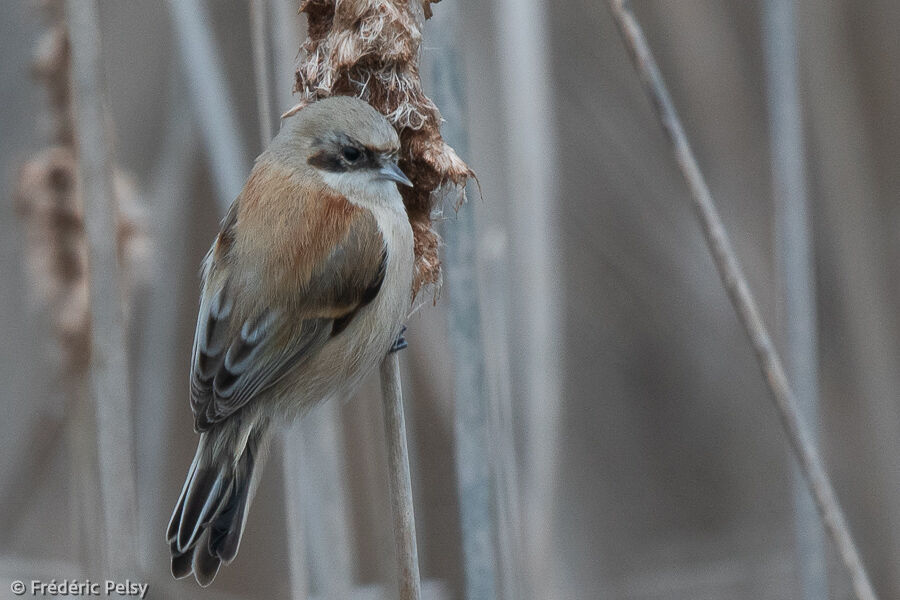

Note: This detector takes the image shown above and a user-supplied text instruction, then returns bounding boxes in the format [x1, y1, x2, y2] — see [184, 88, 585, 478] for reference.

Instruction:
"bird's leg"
[389, 325, 408, 353]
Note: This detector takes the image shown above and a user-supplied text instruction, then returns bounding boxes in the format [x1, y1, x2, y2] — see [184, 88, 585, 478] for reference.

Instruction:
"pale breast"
[268, 197, 415, 417]
[331, 202, 414, 388]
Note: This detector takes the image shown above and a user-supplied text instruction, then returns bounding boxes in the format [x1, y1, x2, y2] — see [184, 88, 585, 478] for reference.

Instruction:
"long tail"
[167, 420, 270, 586]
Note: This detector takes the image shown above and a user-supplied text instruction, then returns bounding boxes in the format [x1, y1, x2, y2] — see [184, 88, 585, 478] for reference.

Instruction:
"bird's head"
[272, 96, 412, 202]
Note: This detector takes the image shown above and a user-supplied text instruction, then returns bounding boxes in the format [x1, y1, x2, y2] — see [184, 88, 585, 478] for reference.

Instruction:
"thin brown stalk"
[380, 353, 422, 600]
[607, 2, 877, 599]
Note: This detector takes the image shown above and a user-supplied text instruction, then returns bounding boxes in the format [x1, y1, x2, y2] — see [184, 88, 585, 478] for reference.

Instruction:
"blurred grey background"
[2, 1, 899, 599]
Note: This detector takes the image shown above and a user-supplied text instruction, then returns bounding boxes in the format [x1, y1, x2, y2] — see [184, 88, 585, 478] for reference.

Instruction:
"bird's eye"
[342, 147, 361, 162]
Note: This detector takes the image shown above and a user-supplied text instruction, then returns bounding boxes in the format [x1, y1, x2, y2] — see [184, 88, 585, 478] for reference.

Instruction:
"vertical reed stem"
[249, 0, 274, 146]
[66, 0, 139, 578]
[380, 353, 422, 600]
[425, 7, 503, 596]
[282, 426, 311, 600]
[762, 0, 828, 597]
[166, 0, 247, 207]
[492, 0, 562, 596]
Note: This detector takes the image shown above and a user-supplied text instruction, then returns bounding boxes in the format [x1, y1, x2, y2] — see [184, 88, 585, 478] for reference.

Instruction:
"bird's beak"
[377, 163, 413, 187]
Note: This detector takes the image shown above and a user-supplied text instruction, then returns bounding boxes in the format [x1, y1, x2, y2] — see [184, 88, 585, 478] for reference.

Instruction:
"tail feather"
[177, 464, 226, 552]
[166, 443, 202, 543]
[170, 541, 193, 580]
[167, 423, 266, 586]
[208, 445, 255, 563]
[192, 530, 221, 587]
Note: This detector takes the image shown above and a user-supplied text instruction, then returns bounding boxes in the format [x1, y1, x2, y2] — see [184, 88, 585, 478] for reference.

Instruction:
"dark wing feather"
[188, 204, 387, 432]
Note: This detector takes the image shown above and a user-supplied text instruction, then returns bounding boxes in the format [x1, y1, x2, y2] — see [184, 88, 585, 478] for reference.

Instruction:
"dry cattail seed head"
[291, 0, 474, 296]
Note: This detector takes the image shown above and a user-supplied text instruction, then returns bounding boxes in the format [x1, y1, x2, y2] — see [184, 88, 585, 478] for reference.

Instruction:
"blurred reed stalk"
[432, 54, 498, 600]
[281, 426, 311, 600]
[166, 0, 247, 206]
[424, 4, 517, 598]
[492, 0, 563, 597]
[13, 0, 102, 573]
[803, 0, 900, 589]
[65, 0, 139, 578]
[133, 74, 197, 575]
[17, 0, 147, 578]
[249, 0, 274, 146]
[475, 228, 523, 600]
[297, 405, 357, 600]
[608, 2, 877, 599]
[761, 0, 828, 598]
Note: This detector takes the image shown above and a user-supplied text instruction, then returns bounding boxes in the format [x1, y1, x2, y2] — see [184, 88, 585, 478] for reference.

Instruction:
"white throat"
[319, 170, 405, 211]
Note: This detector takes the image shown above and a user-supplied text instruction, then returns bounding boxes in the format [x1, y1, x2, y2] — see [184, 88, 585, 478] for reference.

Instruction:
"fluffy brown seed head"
[292, 0, 475, 296]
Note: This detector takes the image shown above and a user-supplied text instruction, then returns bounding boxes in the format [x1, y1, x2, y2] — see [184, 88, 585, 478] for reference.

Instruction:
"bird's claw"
[389, 325, 408, 353]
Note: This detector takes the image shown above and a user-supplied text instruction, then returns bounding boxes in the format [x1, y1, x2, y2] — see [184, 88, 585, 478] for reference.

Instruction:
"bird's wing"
[188, 174, 387, 432]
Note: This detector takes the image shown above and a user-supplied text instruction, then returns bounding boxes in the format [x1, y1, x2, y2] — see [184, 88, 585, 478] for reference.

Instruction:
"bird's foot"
[389, 325, 408, 353]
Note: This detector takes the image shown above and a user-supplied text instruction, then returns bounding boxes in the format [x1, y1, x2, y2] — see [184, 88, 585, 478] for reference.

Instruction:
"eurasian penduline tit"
[167, 96, 415, 587]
